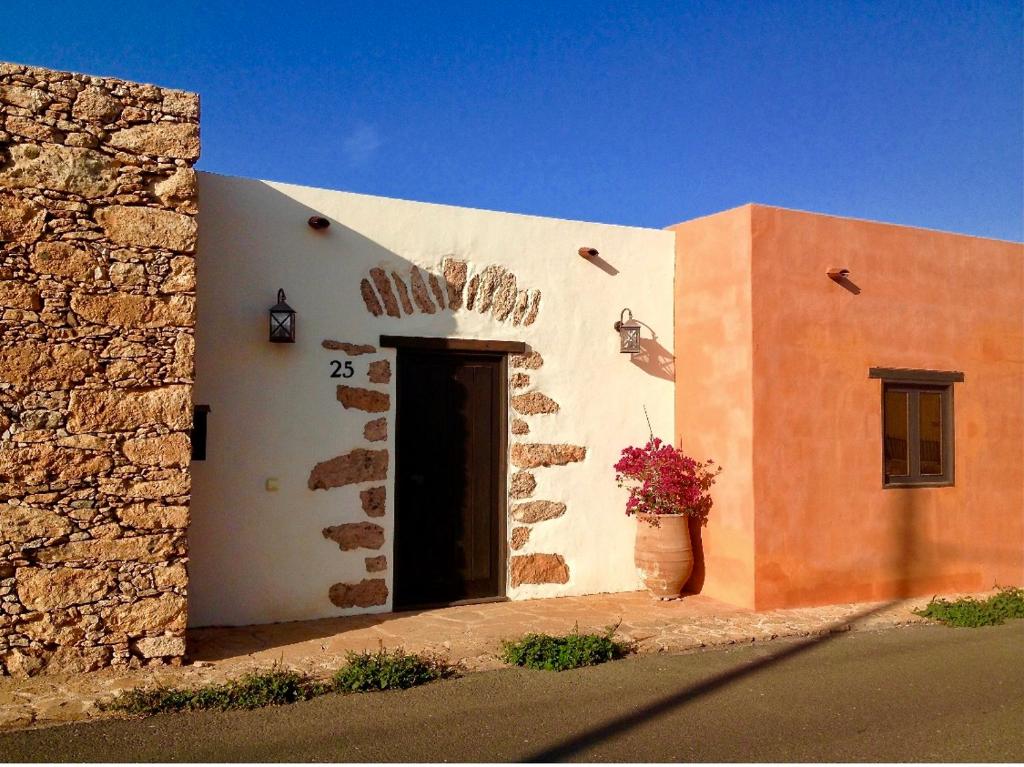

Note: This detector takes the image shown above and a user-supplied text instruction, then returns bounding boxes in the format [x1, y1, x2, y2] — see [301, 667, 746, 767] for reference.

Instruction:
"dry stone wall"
[0, 62, 198, 676]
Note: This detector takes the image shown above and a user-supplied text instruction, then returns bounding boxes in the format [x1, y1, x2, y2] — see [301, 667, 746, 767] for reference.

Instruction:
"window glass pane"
[884, 390, 909, 477]
[919, 392, 943, 475]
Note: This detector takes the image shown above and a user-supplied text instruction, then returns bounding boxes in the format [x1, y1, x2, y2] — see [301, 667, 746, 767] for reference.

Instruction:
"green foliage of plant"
[104, 650, 451, 717]
[330, 648, 452, 692]
[103, 668, 318, 716]
[500, 624, 630, 671]
[913, 587, 1024, 628]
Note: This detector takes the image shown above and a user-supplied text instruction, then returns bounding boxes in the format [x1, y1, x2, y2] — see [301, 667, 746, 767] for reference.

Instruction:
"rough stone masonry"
[0, 62, 199, 676]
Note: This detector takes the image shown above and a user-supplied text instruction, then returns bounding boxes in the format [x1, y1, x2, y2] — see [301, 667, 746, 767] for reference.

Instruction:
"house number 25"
[330, 360, 354, 379]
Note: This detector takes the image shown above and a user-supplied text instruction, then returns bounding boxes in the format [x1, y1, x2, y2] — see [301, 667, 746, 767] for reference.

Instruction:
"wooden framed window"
[870, 368, 961, 488]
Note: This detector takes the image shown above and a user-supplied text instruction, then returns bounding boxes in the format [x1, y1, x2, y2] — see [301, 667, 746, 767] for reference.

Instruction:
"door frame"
[383, 335, 526, 609]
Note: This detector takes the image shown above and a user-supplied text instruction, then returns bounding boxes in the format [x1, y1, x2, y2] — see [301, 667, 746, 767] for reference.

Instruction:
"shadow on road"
[526, 489, 930, 762]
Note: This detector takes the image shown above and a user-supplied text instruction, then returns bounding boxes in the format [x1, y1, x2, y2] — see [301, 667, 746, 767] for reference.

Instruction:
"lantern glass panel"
[620, 322, 642, 354]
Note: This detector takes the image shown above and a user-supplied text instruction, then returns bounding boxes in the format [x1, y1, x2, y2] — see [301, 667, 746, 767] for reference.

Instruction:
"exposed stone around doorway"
[360, 486, 386, 517]
[510, 526, 530, 550]
[510, 443, 586, 468]
[328, 578, 388, 608]
[511, 500, 566, 523]
[509, 471, 536, 499]
[321, 340, 376, 355]
[510, 553, 569, 587]
[363, 417, 387, 442]
[308, 449, 388, 490]
[337, 386, 390, 413]
[322, 522, 385, 551]
[365, 555, 387, 573]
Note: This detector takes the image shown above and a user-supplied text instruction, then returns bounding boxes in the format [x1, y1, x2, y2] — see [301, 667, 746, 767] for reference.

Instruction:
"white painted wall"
[189, 173, 675, 627]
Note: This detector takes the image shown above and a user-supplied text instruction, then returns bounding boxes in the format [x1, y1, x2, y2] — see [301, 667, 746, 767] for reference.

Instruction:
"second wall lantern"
[269, 289, 296, 343]
[614, 308, 642, 354]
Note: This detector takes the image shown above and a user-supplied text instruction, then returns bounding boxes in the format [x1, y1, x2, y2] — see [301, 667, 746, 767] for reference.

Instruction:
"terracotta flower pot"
[634, 512, 694, 599]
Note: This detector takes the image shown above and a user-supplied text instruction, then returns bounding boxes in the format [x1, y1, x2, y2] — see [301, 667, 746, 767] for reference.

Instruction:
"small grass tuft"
[331, 648, 453, 692]
[500, 623, 630, 671]
[913, 586, 1024, 628]
[103, 668, 319, 715]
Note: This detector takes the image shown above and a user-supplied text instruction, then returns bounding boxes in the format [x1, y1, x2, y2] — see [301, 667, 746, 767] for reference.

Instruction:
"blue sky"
[3, 1, 1022, 239]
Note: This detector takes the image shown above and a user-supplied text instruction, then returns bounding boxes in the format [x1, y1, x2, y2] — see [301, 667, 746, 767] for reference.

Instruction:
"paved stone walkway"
[0, 588, 978, 732]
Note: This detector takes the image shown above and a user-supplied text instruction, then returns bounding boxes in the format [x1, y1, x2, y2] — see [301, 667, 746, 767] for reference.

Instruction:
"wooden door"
[394, 349, 505, 608]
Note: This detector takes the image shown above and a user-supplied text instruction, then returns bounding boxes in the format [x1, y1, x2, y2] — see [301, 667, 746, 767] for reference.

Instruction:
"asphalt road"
[3, 622, 1022, 762]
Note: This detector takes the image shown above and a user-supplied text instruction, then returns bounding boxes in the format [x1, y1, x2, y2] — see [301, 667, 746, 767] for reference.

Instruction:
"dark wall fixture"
[579, 247, 599, 258]
[191, 405, 211, 461]
[308, 216, 330, 230]
[269, 289, 296, 343]
[827, 267, 850, 281]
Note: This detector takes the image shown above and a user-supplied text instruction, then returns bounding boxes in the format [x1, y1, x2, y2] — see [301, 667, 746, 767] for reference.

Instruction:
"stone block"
[368, 360, 391, 384]
[30, 241, 100, 281]
[360, 279, 383, 316]
[511, 500, 566, 523]
[0, 192, 45, 242]
[365, 555, 387, 573]
[122, 433, 191, 467]
[0, 280, 41, 310]
[511, 418, 530, 435]
[16, 567, 115, 610]
[308, 449, 388, 490]
[107, 122, 200, 160]
[160, 255, 196, 292]
[512, 392, 559, 415]
[117, 503, 189, 530]
[390, 271, 414, 314]
[322, 522, 384, 551]
[363, 417, 387, 442]
[509, 471, 536, 499]
[337, 385, 390, 413]
[152, 168, 198, 211]
[70, 292, 194, 328]
[321, 340, 376, 355]
[442, 258, 467, 310]
[328, 578, 388, 608]
[68, 386, 192, 432]
[360, 486, 386, 517]
[409, 267, 436, 313]
[0, 445, 112, 485]
[71, 86, 123, 122]
[0, 144, 119, 197]
[95, 205, 197, 252]
[102, 593, 186, 635]
[369, 268, 400, 317]
[510, 553, 569, 587]
[0, 342, 97, 388]
[0, 503, 73, 543]
[510, 443, 587, 469]
[34, 533, 183, 564]
[511, 526, 530, 550]
[510, 351, 544, 370]
[132, 634, 185, 658]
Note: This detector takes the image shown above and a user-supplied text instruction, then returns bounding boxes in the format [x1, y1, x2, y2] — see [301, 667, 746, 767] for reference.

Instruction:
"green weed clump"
[105, 649, 452, 717]
[104, 668, 319, 715]
[331, 648, 453, 692]
[913, 587, 1024, 628]
[500, 625, 630, 671]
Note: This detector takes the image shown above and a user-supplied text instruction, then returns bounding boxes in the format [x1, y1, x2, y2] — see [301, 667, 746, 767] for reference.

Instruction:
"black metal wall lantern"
[269, 289, 296, 343]
[614, 308, 642, 354]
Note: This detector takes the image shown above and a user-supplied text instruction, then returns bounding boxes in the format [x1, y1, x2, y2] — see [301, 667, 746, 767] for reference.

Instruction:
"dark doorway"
[393, 348, 507, 609]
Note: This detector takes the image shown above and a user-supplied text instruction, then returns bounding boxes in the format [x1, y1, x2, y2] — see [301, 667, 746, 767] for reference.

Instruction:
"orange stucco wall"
[671, 206, 757, 608]
[748, 205, 1024, 609]
[672, 204, 1024, 610]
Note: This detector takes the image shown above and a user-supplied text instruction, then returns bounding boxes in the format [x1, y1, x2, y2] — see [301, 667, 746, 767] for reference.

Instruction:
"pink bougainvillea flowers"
[613, 437, 721, 525]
